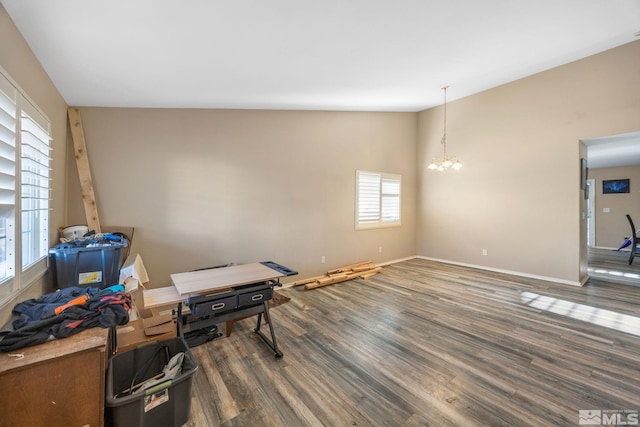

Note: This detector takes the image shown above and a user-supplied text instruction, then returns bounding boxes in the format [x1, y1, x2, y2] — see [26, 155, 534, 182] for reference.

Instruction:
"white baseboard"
[282, 255, 583, 289]
[376, 256, 416, 267]
[414, 255, 582, 287]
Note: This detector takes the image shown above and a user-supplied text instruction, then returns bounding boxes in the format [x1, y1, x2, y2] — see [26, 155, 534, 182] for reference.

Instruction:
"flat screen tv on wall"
[602, 179, 630, 194]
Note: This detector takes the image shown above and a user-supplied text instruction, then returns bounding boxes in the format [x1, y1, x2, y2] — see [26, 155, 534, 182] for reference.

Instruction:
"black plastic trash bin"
[106, 337, 198, 427]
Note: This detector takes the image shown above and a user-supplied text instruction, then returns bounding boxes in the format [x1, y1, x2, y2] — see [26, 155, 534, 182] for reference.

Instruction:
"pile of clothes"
[0, 284, 132, 352]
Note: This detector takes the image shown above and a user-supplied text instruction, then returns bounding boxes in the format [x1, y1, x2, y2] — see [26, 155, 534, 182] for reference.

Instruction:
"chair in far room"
[624, 214, 640, 265]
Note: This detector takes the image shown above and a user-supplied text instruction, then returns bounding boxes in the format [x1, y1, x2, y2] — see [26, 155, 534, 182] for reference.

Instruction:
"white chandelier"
[428, 85, 462, 171]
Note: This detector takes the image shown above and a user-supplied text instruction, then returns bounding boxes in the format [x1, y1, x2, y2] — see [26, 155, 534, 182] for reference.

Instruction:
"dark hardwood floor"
[186, 255, 640, 426]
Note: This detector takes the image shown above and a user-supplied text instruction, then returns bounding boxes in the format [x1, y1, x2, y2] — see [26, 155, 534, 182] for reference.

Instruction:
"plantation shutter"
[357, 171, 381, 224]
[381, 178, 400, 222]
[20, 99, 51, 268]
[0, 74, 16, 283]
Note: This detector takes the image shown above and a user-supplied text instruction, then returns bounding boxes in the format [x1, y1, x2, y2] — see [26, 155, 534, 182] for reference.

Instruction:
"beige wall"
[0, 4, 68, 325]
[65, 108, 418, 287]
[417, 41, 640, 284]
[588, 166, 640, 248]
[2, 0, 639, 324]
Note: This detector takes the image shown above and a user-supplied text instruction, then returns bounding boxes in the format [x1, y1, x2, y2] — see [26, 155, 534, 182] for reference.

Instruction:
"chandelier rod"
[441, 85, 448, 157]
[427, 84, 461, 171]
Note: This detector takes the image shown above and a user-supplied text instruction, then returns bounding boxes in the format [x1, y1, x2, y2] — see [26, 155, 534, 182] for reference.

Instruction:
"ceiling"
[583, 132, 640, 169]
[2, 0, 639, 112]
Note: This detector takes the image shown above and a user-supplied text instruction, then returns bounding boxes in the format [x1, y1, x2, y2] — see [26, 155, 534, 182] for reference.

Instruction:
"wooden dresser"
[0, 327, 109, 427]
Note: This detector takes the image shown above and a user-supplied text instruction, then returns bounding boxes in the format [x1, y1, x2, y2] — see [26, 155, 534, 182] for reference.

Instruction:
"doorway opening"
[583, 131, 640, 286]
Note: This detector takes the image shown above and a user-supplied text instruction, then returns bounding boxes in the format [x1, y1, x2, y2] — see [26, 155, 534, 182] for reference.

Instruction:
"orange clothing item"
[54, 294, 89, 315]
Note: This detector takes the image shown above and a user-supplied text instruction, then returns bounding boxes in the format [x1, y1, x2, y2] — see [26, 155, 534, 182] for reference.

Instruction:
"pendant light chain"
[428, 85, 462, 171]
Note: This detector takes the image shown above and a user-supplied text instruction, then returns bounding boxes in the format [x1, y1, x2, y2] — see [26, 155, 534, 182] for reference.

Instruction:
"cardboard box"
[115, 317, 176, 353]
[116, 251, 178, 353]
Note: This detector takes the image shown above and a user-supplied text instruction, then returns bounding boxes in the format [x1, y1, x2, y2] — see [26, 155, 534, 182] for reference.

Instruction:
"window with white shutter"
[0, 68, 51, 304]
[356, 170, 401, 230]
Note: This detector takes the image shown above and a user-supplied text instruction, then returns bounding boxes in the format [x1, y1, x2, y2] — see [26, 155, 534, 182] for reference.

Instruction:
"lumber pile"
[292, 260, 382, 290]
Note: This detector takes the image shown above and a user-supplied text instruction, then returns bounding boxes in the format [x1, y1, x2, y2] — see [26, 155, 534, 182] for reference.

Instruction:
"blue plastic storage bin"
[49, 239, 127, 289]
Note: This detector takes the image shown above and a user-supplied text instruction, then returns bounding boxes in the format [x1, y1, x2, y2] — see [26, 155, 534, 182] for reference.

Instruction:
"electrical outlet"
[482, 249, 488, 256]
[321, 256, 325, 264]
[379, 246, 383, 253]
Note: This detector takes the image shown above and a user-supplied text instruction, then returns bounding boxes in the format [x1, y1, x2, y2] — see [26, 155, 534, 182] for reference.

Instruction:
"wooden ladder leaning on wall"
[67, 107, 101, 233]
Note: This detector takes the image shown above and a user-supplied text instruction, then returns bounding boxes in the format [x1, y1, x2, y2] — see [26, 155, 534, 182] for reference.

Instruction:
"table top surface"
[0, 327, 109, 374]
[170, 262, 285, 296]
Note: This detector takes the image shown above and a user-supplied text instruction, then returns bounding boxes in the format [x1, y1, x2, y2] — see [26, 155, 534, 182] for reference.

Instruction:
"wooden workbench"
[142, 263, 288, 308]
[142, 262, 296, 357]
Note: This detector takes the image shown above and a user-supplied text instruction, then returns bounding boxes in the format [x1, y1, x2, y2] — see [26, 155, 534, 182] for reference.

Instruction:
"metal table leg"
[254, 301, 283, 358]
